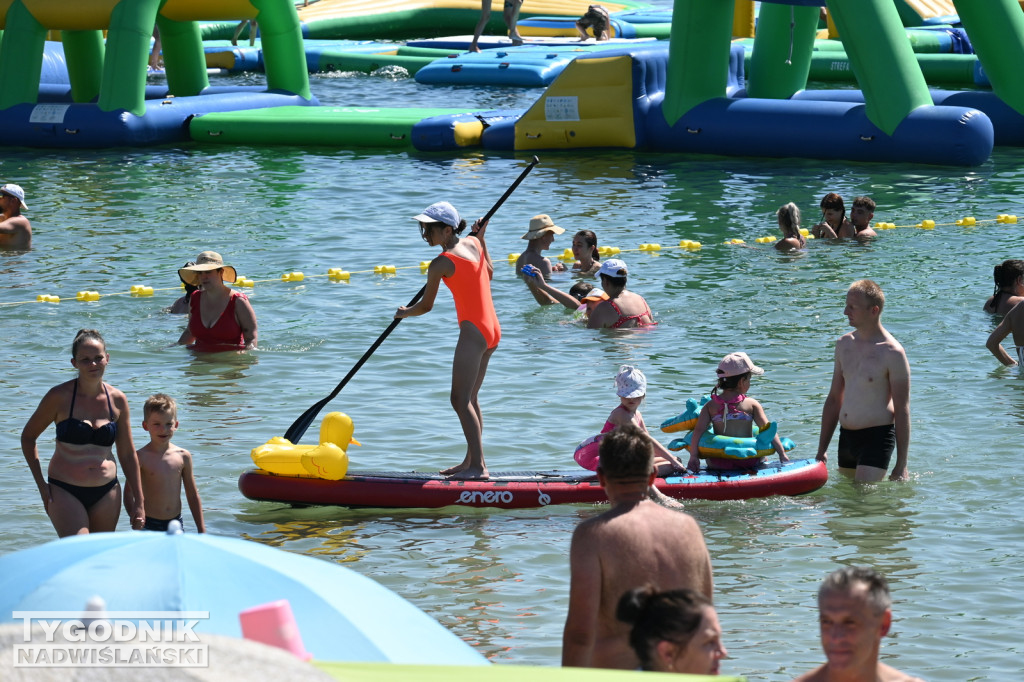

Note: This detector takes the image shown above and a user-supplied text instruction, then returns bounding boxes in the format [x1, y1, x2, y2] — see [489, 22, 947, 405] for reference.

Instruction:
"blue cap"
[413, 201, 460, 228]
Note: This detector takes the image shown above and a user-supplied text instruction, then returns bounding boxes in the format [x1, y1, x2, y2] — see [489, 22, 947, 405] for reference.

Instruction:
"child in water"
[774, 202, 806, 252]
[687, 352, 790, 473]
[575, 365, 686, 475]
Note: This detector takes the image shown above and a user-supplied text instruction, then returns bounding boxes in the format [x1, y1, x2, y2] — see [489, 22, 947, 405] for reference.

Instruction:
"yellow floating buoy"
[875, 222, 896, 230]
[955, 217, 976, 226]
[598, 246, 621, 256]
[418, 261, 430, 273]
[36, 294, 60, 303]
[917, 220, 936, 230]
[327, 268, 350, 281]
[235, 276, 255, 287]
[997, 214, 1018, 224]
[558, 248, 574, 261]
[76, 291, 100, 301]
[639, 243, 662, 251]
[678, 240, 702, 250]
[281, 272, 305, 282]
[799, 228, 810, 237]
[130, 285, 154, 297]
[374, 265, 397, 275]
[725, 238, 745, 245]
[507, 253, 519, 264]
[754, 236, 776, 244]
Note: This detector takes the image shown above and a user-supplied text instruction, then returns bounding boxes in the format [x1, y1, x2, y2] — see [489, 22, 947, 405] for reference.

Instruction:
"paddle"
[283, 155, 541, 444]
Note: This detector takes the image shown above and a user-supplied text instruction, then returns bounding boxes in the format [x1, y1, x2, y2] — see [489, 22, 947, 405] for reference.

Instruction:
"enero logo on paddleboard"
[457, 490, 513, 505]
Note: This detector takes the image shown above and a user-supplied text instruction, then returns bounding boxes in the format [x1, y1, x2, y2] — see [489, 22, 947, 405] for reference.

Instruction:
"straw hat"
[178, 251, 237, 286]
[521, 215, 565, 240]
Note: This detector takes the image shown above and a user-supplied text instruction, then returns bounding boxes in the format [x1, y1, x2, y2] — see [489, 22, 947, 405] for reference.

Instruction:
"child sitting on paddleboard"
[687, 352, 790, 473]
[575, 365, 685, 475]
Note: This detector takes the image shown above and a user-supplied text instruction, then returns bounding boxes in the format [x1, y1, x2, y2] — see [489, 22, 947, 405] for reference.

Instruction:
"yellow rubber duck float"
[251, 412, 359, 480]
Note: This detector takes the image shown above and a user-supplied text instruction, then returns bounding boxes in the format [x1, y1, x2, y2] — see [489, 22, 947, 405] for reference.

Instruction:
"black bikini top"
[55, 379, 117, 447]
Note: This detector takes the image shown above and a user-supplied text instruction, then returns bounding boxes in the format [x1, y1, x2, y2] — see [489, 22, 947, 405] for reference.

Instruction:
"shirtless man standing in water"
[817, 280, 910, 482]
[562, 424, 713, 669]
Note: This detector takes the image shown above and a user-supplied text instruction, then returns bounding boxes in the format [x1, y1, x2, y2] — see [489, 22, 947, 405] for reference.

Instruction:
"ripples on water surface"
[1, 69, 1023, 680]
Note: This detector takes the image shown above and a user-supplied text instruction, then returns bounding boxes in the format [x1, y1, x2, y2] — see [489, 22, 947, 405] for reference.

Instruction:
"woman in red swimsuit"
[176, 251, 258, 351]
[396, 202, 498, 480]
[21, 329, 146, 536]
[588, 258, 657, 329]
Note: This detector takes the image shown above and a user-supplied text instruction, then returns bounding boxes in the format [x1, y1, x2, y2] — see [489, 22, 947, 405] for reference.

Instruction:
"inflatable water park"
[3, 0, 1024, 160]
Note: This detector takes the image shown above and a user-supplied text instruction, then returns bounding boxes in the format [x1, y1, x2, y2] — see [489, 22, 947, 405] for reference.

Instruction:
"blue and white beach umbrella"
[0, 529, 487, 665]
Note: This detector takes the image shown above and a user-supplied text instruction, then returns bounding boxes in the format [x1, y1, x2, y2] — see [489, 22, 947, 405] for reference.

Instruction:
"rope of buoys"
[5, 213, 1017, 308]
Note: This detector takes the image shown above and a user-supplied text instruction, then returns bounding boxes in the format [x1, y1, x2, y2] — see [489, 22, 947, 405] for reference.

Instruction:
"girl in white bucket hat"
[574, 365, 686, 477]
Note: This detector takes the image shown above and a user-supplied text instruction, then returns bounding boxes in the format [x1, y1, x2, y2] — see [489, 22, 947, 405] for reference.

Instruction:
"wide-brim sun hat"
[521, 214, 565, 240]
[412, 201, 460, 228]
[615, 364, 647, 399]
[597, 258, 628, 279]
[178, 251, 237, 286]
[716, 352, 765, 378]
[0, 183, 27, 210]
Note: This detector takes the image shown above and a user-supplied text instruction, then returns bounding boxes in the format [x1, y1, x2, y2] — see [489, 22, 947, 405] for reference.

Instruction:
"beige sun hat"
[521, 214, 565, 240]
[178, 251, 238, 286]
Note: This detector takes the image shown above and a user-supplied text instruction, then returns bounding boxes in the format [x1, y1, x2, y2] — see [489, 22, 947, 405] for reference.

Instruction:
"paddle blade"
[283, 397, 331, 444]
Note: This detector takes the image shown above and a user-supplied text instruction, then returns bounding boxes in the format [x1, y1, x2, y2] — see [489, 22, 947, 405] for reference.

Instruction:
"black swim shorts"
[837, 424, 895, 471]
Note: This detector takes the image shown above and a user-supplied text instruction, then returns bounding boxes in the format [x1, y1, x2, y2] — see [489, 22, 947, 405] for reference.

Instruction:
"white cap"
[412, 201, 460, 228]
[1, 183, 27, 210]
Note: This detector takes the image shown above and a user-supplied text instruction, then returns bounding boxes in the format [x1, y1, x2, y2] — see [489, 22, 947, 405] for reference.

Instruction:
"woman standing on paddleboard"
[396, 202, 498, 480]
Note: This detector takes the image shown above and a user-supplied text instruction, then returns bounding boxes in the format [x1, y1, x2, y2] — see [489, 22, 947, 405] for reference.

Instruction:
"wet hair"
[574, 230, 599, 260]
[617, 585, 713, 671]
[993, 259, 1024, 291]
[144, 393, 178, 420]
[848, 279, 885, 311]
[820, 192, 844, 212]
[716, 371, 751, 392]
[819, 566, 892, 615]
[852, 196, 876, 212]
[777, 202, 801, 237]
[178, 260, 199, 297]
[598, 423, 654, 481]
[569, 281, 595, 301]
[71, 329, 106, 357]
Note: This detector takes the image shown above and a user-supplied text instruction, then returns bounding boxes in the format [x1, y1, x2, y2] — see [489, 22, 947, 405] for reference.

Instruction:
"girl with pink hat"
[686, 352, 790, 473]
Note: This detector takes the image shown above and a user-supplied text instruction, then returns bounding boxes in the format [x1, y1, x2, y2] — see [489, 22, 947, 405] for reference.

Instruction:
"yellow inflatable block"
[516, 56, 635, 150]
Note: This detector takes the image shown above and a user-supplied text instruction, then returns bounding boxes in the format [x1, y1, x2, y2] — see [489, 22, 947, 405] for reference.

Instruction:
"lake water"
[2, 59, 1023, 681]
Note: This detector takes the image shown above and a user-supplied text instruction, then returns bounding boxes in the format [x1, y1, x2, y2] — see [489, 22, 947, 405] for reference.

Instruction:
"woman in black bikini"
[21, 329, 145, 536]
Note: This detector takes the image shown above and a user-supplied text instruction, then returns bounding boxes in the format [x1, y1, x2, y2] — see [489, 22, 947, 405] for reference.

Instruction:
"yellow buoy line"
[7, 213, 1018, 308]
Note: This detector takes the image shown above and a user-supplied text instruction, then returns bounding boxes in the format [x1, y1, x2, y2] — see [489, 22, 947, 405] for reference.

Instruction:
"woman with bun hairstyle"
[617, 585, 727, 675]
[21, 329, 146, 536]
